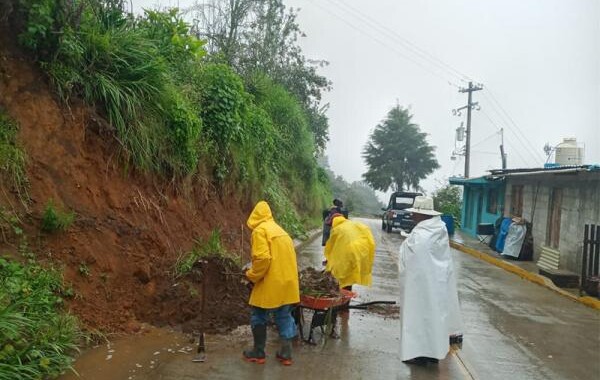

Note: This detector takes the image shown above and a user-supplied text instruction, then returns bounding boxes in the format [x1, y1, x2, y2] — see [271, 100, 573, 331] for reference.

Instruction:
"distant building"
[451, 165, 600, 276]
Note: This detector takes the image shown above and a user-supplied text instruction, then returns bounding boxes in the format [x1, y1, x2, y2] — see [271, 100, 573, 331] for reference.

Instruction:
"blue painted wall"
[453, 179, 505, 237]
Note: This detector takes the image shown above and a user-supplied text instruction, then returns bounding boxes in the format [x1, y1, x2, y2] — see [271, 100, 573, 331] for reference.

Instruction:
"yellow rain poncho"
[324, 217, 375, 288]
[245, 201, 300, 309]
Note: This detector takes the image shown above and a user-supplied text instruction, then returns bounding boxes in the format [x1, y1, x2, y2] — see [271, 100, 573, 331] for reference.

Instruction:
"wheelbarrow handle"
[353, 300, 396, 307]
[336, 300, 396, 311]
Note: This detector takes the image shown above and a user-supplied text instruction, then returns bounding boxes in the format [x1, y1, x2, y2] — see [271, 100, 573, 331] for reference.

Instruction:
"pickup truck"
[381, 191, 422, 233]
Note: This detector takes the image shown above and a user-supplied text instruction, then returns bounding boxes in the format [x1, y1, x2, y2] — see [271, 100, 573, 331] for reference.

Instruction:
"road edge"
[294, 228, 322, 251]
[450, 241, 600, 311]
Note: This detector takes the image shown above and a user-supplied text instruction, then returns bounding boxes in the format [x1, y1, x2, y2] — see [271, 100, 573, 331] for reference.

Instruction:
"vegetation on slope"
[13, 0, 331, 234]
[0, 255, 80, 380]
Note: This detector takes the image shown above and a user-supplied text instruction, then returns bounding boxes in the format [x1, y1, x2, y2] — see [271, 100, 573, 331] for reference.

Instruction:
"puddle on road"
[60, 327, 195, 380]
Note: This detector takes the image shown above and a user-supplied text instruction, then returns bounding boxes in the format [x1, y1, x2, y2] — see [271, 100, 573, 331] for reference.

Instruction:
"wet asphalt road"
[62, 217, 600, 380]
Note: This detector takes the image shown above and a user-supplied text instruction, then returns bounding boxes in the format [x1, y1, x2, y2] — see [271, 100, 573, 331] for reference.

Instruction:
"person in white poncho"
[398, 196, 462, 366]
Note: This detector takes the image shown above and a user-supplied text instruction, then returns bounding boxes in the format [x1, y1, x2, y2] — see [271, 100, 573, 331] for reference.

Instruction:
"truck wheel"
[381, 220, 386, 230]
[386, 221, 392, 233]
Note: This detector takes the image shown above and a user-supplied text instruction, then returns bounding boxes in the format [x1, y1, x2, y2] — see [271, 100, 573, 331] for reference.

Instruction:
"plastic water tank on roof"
[555, 138, 583, 165]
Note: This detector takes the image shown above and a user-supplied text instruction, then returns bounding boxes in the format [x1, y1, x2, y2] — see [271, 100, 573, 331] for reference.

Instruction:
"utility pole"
[499, 128, 507, 169]
[456, 81, 483, 178]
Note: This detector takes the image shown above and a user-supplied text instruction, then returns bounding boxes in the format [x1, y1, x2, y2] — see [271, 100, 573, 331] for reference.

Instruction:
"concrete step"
[539, 268, 580, 288]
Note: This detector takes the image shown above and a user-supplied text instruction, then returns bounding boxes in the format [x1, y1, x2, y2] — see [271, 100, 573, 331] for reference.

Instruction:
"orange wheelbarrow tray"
[299, 289, 357, 310]
[294, 290, 396, 344]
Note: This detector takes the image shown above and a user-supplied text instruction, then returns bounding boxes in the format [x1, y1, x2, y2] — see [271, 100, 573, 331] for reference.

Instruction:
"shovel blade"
[192, 352, 206, 362]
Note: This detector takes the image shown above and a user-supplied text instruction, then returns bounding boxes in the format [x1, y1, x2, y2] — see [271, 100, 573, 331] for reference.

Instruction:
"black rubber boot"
[276, 338, 293, 366]
[403, 357, 439, 366]
[243, 325, 266, 364]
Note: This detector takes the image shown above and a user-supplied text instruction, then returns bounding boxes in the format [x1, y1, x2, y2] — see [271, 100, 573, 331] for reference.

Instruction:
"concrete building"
[494, 165, 600, 275]
[451, 165, 600, 277]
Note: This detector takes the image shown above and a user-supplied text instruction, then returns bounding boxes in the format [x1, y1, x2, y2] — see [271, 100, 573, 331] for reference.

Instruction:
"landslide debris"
[299, 267, 340, 297]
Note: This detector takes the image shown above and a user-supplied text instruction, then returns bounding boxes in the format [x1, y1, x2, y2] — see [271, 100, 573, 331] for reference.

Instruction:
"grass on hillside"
[0, 257, 80, 379]
[0, 110, 28, 202]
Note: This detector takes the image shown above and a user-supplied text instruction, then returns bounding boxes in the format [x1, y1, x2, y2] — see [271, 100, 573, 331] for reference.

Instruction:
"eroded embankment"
[0, 32, 251, 334]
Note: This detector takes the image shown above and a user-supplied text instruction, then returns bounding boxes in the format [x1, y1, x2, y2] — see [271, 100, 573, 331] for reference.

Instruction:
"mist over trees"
[319, 156, 384, 215]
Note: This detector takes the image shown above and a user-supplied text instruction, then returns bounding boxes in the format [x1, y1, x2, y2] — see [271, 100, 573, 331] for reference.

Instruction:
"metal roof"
[448, 164, 599, 186]
[488, 164, 600, 177]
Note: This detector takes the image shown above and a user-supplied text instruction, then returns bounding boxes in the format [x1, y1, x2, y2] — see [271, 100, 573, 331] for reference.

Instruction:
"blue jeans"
[250, 305, 296, 339]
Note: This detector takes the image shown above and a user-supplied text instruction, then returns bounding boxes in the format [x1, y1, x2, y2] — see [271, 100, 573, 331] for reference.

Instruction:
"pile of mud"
[140, 257, 250, 334]
[299, 267, 340, 297]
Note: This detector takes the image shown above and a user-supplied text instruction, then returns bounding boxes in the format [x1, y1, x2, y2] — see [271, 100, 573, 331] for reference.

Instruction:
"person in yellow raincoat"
[243, 201, 299, 366]
[324, 215, 376, 290]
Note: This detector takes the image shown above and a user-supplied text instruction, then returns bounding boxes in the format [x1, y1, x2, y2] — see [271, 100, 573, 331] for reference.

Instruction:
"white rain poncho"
[398, 217, 462, 361]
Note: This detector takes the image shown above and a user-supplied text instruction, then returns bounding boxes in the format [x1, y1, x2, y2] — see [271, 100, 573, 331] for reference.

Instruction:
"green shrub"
[195, 63, 246, 181]
[17, 0, 60, 52]
[0, 257, 80, 379]
[263, 181, 306, 239]
[159, 89, 203, 176]
[433, 185, 462, 228]
[41, 200, 75, 233]
[174, 229, 238, 278]
[0, 207, 23, 243]
[0, 111, 28, 199]
[136, 8, 205, 69]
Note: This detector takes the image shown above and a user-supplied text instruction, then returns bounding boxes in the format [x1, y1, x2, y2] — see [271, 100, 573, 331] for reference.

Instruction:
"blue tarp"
[495, 217, 513, 253]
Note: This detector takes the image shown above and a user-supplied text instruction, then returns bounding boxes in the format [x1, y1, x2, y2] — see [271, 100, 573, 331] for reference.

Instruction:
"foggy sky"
[133, 0, 600, 197]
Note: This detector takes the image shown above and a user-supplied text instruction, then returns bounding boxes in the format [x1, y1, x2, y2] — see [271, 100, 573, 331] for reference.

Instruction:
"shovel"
[192, 260, 208, 363]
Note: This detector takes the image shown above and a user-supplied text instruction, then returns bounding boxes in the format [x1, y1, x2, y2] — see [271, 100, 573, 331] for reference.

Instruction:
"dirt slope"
[0, 35, 251, 333]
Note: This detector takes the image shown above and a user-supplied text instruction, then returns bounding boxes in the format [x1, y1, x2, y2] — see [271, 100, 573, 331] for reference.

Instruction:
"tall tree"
[362, 106, 439, 192]
[188, 0, 331, 152]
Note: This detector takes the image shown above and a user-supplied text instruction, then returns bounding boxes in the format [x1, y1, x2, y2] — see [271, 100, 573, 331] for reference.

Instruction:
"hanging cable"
[326, 0, 474, 84]
[306, 0, 461, 88]
[483, 88, 545, 163]
[480, 108, 533, 166]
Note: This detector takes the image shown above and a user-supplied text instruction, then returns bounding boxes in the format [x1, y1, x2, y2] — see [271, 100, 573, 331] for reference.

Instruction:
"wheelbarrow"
[294, 289, 396, 344]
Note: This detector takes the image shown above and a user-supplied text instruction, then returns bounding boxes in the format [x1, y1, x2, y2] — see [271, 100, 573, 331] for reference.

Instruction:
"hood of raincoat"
[332, 215, 347, 229]
[247, 201, 273, 230]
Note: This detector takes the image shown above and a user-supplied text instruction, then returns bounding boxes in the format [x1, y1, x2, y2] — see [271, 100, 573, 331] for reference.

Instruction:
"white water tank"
[555, 138, 584, 165]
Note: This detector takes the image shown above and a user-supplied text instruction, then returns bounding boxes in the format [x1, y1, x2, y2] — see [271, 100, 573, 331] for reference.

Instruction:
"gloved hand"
[240, 277, 253, 290]
[240, 262, 253, 290]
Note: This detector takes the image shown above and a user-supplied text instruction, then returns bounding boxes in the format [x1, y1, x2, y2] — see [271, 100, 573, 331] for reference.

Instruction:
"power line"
[480, 108, 533, 166]
[471, 130, 500, 148]
[480, 95, 541, 165]
[306, 0, 461, 87]
[483, 88, 545, 163]
[325, 0, 473, 84]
